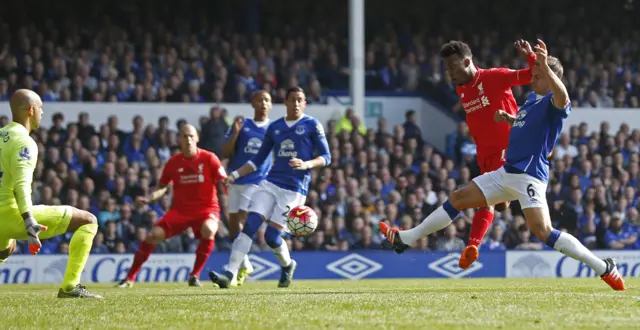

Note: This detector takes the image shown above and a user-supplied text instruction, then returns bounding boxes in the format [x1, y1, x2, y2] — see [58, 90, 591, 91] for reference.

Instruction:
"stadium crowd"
[1, 0, 640, 116]
[1, 0, 640, 254]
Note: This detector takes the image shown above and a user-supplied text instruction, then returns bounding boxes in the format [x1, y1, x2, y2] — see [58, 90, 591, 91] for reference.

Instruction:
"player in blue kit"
[380, 40, 625, 290]
[221, 90, 272, 286]
[210, 87, 331, 288]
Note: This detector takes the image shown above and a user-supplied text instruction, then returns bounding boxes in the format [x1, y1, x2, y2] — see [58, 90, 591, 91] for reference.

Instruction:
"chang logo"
[277, 139, 297, 158]
[244, 137, 262, 154]
[513, 110, 527, 128]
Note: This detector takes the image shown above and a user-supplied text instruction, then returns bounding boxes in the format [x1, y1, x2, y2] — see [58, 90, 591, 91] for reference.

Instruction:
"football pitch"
[0, 278, 638, 330]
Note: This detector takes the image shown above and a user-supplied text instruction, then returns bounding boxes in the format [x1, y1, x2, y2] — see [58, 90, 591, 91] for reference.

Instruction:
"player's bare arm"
[224, 162, 256, 185]
[534, 39, 569, 109]
[136, 184, 169, 205]
[289, 156, 326, 170]
[221, 116, 244, 159]
[494, 110, 516, 126]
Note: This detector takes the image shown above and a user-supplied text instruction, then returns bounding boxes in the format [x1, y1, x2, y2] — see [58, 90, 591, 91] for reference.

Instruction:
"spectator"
[334, 108, 367, 136]
[604, 213, 638, 249]
[435, 224, 465, 251]
[199, 106, 229, 156]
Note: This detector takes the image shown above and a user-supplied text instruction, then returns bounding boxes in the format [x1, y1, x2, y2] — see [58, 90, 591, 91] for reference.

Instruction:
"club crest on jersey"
[198, 164, 204, 173]
[278, 139, 297, 158]
[244, 127, 250, 132]
[477, 83, 484, 94]
[295, 125, 305, 135]
[19, 147, 31, 161]
[244, 137, 262, 154]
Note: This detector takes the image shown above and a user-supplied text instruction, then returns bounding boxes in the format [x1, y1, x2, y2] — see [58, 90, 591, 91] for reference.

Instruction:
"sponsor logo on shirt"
[278, 139, 297, 158]
[244, 137, 262, 154]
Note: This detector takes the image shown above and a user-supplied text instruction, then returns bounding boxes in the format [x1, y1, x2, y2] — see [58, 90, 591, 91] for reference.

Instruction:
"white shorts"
[472, 167, 548, 209]
[227, 184, 259, 213]
[249, 181, 306, 227]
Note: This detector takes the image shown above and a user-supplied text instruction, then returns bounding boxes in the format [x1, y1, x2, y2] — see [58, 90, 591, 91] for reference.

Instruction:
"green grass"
[0, 278, 638, 329]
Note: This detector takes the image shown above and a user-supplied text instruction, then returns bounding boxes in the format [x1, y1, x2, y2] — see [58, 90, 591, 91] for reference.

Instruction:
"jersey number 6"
[526, 184, 536, 198]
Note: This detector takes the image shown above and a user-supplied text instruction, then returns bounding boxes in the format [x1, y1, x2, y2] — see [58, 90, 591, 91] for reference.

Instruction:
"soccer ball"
[285, 205, 318, 237]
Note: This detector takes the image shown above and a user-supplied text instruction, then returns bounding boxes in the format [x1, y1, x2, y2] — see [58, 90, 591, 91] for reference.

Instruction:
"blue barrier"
[205, 251, 506, 280]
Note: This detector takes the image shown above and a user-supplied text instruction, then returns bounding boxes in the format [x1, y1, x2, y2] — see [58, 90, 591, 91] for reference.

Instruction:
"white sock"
[554, 232, 607, 275]
[240, 255, 254, 272]
[227, 232, 253, 277]
[399, 206, 454, 245]
[272, 242, 292, 267]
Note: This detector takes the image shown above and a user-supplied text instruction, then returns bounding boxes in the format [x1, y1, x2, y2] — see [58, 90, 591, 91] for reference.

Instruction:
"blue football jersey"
[248, 115, 331, 195]
[225, 118, 271, 185]
[505, 92, 571, 182]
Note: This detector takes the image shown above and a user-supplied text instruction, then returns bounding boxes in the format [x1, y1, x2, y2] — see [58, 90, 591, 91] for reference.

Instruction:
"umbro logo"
[326, 253, 382, 280]
[428, 253, 483, 278]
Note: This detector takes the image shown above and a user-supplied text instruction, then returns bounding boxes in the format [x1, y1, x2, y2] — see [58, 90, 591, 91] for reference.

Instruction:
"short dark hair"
[285, 86, 305, 99]
[547, 56, 564, 79]
[251, 90, 270, 100]
[439, 41, 473, 58]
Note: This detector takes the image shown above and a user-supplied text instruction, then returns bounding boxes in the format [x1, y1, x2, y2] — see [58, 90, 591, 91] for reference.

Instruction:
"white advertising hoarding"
[506, 250, 640, 278]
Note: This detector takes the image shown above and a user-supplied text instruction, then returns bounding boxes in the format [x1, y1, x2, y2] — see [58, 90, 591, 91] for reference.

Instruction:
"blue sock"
[545, 229, 561, 248]
[264, 225, 292, 267]
[242, 212, 263, 239]
[442, 200, 460, 219]
[264, 225, 283, 249]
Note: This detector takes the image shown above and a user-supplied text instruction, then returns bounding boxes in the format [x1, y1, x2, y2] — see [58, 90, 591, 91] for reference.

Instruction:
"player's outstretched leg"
[56, 208, 103, 299]
[209, 212, 263, 288]
[523, 207, 625, 291]
[189, 220, 217, 287]
[380, 182, 488, 253]
[229, 211, 254, 286]
[117, 227, 161, 288]
[264, 224, 296, 288]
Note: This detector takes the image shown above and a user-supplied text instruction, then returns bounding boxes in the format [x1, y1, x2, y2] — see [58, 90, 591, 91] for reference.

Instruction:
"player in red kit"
[440, 39, 536, 269]
[117, 124, 226, 288]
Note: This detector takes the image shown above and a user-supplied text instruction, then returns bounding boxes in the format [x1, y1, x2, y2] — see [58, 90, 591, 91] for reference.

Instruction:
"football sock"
[265, 226, 291, 267]
[240, 255, 253, 272]
[61, 224, 97, 291]
[228, 232, 252, 278]
[399, 200, 459, 245]
[546, 229, 607, 275]
[468, 208, 494, 246]
[127, 241, 155, 281]
[191, 238, 214, 278]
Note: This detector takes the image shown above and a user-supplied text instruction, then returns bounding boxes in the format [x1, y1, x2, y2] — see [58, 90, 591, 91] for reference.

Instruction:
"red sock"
[127, 242, 155, 281]
[468, 208, 494, 247]
[191, 238, 214, 278]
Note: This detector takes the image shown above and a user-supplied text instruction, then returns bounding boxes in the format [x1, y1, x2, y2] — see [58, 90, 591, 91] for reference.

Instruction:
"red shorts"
[477, 149, 506, 174]
[155, 209, 219, 239]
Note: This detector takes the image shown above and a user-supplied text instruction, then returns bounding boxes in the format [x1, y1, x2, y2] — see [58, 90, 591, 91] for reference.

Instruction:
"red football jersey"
[457, 59, 535, 160]
[159, 148, 226, 215]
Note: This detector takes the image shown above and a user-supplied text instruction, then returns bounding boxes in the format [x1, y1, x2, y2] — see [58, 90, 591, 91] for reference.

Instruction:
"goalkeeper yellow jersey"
[0, 122, 37, 214]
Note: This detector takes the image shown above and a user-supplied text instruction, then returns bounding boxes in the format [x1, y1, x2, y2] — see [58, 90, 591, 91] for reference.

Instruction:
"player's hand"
[222, 176, 236, 186]
[135, 196, 150, 207]
[514, 39, 533, 57]
[233, 115, 245, 133]
[289, 158, 311, 170]
[25, 222, 47, 255]
[494, 110, 511, 123]
[534, 39, 548, 67]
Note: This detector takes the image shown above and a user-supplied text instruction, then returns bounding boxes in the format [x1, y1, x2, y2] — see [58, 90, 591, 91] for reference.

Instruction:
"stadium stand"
[1, 0, 639, 254]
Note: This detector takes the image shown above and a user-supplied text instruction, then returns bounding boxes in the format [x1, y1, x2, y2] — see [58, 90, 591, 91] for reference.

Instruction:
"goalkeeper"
[0, 89, 103, 299]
